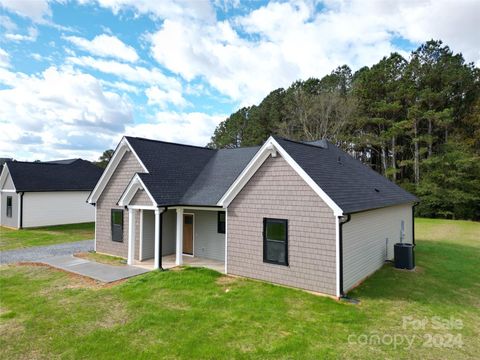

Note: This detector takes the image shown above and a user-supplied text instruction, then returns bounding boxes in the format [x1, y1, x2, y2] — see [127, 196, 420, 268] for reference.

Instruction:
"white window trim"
[87, 137, 148, 204]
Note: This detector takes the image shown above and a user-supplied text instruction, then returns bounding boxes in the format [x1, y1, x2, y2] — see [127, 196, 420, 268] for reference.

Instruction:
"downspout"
[19, 192, 24, 229]
[412, 202, 419, 247]
[339, 214, 351, 298]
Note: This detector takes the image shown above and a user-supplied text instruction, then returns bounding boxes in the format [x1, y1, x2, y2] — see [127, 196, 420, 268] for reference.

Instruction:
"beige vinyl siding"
[189, 210, 225, 261]
[227, 155, 337, 296]
[161, 209, 176, 255]
[96, 151, 144, 258]
[342, 203, 413, 292]
[22, 191, 94, 228]
[0, 192, 18, 228]
[141, 210, 155, 260]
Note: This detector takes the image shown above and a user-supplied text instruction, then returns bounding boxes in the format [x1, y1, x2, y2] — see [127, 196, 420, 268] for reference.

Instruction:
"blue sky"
[0, 0, 479, 161]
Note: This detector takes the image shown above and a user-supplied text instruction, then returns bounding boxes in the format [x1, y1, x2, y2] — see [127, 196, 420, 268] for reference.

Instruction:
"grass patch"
[0, 218, 479, 359]
[75, 251, 126, 266]
[0, 222, 94, 251]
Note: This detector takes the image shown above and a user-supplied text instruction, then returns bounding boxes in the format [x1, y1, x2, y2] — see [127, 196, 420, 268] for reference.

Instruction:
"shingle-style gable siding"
[227, 155, 337, 296]
[130, 189, 153, 206]
[96, 151, 143, 258]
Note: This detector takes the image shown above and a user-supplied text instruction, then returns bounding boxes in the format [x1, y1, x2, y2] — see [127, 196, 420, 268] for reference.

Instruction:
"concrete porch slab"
[41, 255, 150, 283]
[134, 255, 225, 273]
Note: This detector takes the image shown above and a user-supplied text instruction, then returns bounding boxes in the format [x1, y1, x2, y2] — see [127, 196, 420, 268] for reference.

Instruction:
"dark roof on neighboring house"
[122, 136, 417, 213]
[0, 158, 13, 168]
[274, 137, 418, 213]
[125, 137, 259, 206]
[5, 159, 103, 192]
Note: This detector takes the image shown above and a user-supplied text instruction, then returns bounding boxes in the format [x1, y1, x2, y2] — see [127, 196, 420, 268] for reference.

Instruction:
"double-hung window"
[6, 196, 12, 218]
[217, 211, 226, 234]
[263, 218, 288, 266]
[111, 209, 124, 242]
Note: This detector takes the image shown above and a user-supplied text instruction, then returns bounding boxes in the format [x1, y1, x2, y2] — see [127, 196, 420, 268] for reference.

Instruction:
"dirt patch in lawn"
[15, 263, 127, 289]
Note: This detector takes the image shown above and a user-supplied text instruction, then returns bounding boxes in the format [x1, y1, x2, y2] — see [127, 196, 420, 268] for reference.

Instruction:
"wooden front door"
[183, 214, 194, 255]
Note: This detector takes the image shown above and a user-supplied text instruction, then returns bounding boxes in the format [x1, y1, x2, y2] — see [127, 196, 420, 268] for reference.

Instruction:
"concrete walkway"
[41, 255, 150, 282]
[0, 240, 94, 265]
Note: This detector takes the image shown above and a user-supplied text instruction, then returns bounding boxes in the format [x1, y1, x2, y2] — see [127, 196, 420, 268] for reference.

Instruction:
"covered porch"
[118, 176, 227, 273]
[125, 204, 226, 273]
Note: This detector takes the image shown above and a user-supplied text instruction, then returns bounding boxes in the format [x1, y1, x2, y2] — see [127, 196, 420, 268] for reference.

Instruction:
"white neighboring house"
[0, 159, 103, 229]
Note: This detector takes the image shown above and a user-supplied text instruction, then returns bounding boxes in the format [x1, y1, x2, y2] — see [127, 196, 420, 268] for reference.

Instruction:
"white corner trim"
[87, 137, 148, 204]
[218, 136, 344, 216]
[335, 216, 341, 298]
[118, 174, 157, 206]
[224, 208, 228, 274]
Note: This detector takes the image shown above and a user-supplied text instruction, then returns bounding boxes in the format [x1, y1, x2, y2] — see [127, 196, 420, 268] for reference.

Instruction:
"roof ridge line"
[126, 136, 216, 151]
[274, 136, 332, 149]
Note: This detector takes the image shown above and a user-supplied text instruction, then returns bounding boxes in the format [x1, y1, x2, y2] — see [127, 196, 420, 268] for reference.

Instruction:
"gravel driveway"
[0, 240, 94, 265]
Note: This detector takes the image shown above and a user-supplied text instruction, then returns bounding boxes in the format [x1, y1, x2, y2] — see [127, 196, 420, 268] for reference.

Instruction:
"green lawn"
[0, 223, 95, 251]
[0, 218, 479, 359]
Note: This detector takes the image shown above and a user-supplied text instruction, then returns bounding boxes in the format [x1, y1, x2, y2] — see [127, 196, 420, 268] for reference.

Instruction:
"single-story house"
[87, 136, 418, 298]
[0, 159, 103, 229]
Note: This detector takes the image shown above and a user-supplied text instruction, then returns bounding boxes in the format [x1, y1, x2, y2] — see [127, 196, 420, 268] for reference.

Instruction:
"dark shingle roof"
[274, 137, 418, 213]
[125, 137, 259, 206]
[124, 136, 417, 213]
[5, 159, 103, 192]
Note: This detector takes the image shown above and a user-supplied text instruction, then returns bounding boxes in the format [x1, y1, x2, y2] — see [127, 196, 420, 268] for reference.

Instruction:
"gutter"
[412, 202, 419, 247]
[338, 214, 351, 298]
[19, 191, 24, 229]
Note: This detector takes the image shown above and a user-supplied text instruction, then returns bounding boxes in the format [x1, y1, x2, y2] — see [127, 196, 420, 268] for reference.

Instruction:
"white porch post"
[154, 208, 162, 269]
[139, 209, 144, 261]
[127, 208, 136, 265]
[176, 208, 183, 265]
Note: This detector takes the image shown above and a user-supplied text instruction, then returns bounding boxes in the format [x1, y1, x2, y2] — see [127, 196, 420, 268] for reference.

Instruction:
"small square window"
[263, 218, 288, 266]
[217, 211, 225, 234]
[111, 209, 124, 242]
[6, 196, 12, 218]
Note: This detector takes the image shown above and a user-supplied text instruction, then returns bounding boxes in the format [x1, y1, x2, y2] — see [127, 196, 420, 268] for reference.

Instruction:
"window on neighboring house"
[111, 209, 124, 242]
[6, 196, 12, 218]
[263, 218, 288, 266]
[218, 211, 226, 234]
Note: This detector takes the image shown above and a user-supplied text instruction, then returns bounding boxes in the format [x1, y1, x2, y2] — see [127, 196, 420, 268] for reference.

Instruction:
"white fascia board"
[218, 136, 343, 217]
[0, 165, 15, 191]
[118, 173, 157, 207]
[87, 137, 148, 204]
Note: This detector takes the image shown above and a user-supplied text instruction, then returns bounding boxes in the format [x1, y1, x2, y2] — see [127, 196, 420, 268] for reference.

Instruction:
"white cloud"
[64, 34, 139, 62]
[149, 0, 480, 105]
[125, 111, 226, 146]
[67, 55, 182, 89]
[0, 15, 17, 31]
[81, 0, 215, 22]
[0, 0, 51, 22]
[5, 26, 38, 42]
[0, 47, 10, 68]
[0, 66, 133, 160]
[146, 86, 190, 109]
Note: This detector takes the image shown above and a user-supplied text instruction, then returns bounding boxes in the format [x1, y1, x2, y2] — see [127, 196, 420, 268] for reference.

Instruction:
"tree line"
[208, 40, 480, 220]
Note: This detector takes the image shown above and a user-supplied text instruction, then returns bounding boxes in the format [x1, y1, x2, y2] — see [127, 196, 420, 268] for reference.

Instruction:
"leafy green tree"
[96, 149, 114, 168]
